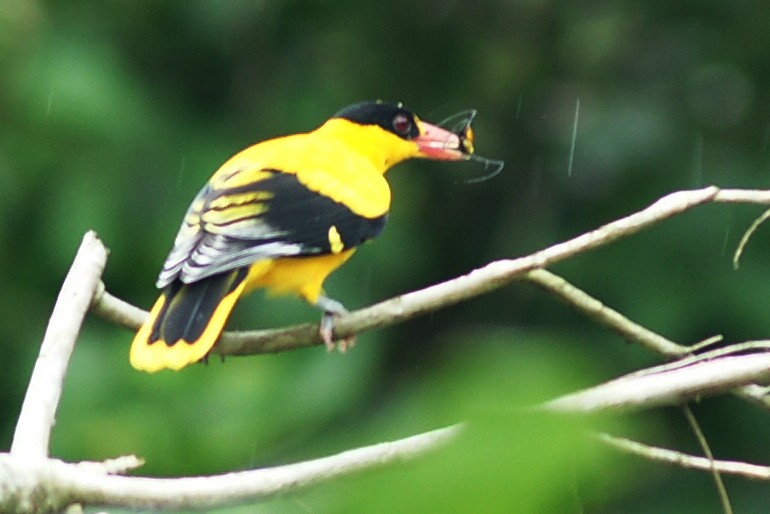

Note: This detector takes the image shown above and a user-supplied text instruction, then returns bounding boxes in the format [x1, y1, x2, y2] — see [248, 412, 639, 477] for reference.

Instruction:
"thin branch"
[596, 432, 770, 480]
[736, 383, 770, 410]
[683, 406, 733, 514]
[733, 207, 770, 269]
[92, 186, 770, 357]
[544, 352, 770, 413]
[527, 266, 746, 507]
[714, 189, 770, 203]
[94, 186, 732, 355]
[73, 455, 144, 475]
[621, 340, 770, 380]
[689, 334, 726, 353]
[11, 232, 108, 460]
[0, 425, 459, 513]
[91, 282, 145, 330]
[525, 269, 688, 358]
[525, 269, 770, 411]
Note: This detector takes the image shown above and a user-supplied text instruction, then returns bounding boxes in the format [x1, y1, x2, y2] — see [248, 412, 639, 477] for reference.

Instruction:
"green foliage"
[3, 1, 770, 511]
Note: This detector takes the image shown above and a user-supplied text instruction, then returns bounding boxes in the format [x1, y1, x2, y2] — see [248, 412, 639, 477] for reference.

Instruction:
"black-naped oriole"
[131, 101, 479, 372]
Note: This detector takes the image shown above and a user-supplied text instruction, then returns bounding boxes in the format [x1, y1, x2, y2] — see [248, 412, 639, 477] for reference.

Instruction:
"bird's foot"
[317, 296, 355, 352]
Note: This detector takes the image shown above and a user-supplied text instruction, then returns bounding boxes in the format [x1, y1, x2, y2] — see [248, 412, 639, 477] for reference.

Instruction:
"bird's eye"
[392, 113, 412, 136]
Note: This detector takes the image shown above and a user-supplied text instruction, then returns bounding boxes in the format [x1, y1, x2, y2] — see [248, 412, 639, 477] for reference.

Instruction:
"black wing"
[157, 170, 388, 288]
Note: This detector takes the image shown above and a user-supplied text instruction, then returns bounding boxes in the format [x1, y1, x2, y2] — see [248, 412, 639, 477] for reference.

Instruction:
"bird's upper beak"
[414, 121, 474, 161]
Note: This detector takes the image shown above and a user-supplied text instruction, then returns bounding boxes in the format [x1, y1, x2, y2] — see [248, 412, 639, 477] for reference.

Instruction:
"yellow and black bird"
[130, 101, 475, 372]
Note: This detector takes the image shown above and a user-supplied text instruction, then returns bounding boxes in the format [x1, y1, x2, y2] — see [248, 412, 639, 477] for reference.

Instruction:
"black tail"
[130, 268, 249, 372]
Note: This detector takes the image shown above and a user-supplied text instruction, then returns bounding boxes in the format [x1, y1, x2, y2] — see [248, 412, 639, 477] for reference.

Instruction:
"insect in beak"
[437, 109, 505, 183]
[437, 109, 477, 157]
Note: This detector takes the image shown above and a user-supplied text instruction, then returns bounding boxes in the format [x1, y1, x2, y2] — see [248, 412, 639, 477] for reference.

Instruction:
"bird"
[130, 101, 475, 372]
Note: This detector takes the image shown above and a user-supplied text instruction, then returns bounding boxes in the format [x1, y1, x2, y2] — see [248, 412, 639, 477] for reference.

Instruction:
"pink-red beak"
[414, 121, 471, 161]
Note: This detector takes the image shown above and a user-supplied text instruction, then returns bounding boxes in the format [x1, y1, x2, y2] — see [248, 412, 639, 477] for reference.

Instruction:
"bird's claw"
[316, 295, 355, 352]
[320, 311, 338, 352]
[319, 311, 356, 353]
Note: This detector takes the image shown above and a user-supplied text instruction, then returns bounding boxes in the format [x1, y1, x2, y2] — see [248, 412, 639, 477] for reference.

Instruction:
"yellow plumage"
[130, 101, 473, 372]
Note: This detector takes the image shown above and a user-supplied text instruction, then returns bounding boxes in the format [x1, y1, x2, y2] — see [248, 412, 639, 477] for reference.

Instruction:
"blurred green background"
[3, 1, 770, 512]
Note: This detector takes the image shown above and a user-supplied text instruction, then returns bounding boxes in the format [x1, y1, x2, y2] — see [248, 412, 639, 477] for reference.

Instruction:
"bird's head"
[322, 101, 474, 171]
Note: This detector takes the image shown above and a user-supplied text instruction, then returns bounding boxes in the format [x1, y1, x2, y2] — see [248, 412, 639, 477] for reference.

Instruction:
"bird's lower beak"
[414, 121, 470, 161]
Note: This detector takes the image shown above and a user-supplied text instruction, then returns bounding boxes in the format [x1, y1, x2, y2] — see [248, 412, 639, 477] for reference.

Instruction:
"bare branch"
[11, 232, 108, 460]
[73, 455, 144, 476]
[544, 352, 770, 413]
[735, 384, 770, 410]
[597, 432, 770, 480]
[4, 229, 464, 513]
[525, 269, 688, 358]
[91, 186, 770, 357]
[712, 189, 770, 203]
[733, 207, 770, 269]
[91, 282, 145, 331]
[524, 268, 770, 414]
[683, 406, 733, 514]
[94, 186, 734, 355]
[12, 186, 770, 512]
[0, 425, 459, 513]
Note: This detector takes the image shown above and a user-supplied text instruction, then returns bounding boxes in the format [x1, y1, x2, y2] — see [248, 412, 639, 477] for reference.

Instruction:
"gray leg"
[316, 295, 348, 316]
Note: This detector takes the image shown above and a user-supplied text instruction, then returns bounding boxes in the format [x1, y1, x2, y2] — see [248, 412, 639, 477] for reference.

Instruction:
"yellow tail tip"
[130, 336, 211, 372]
[129, 294, 212, 373]
[129, 275, 247, 373]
